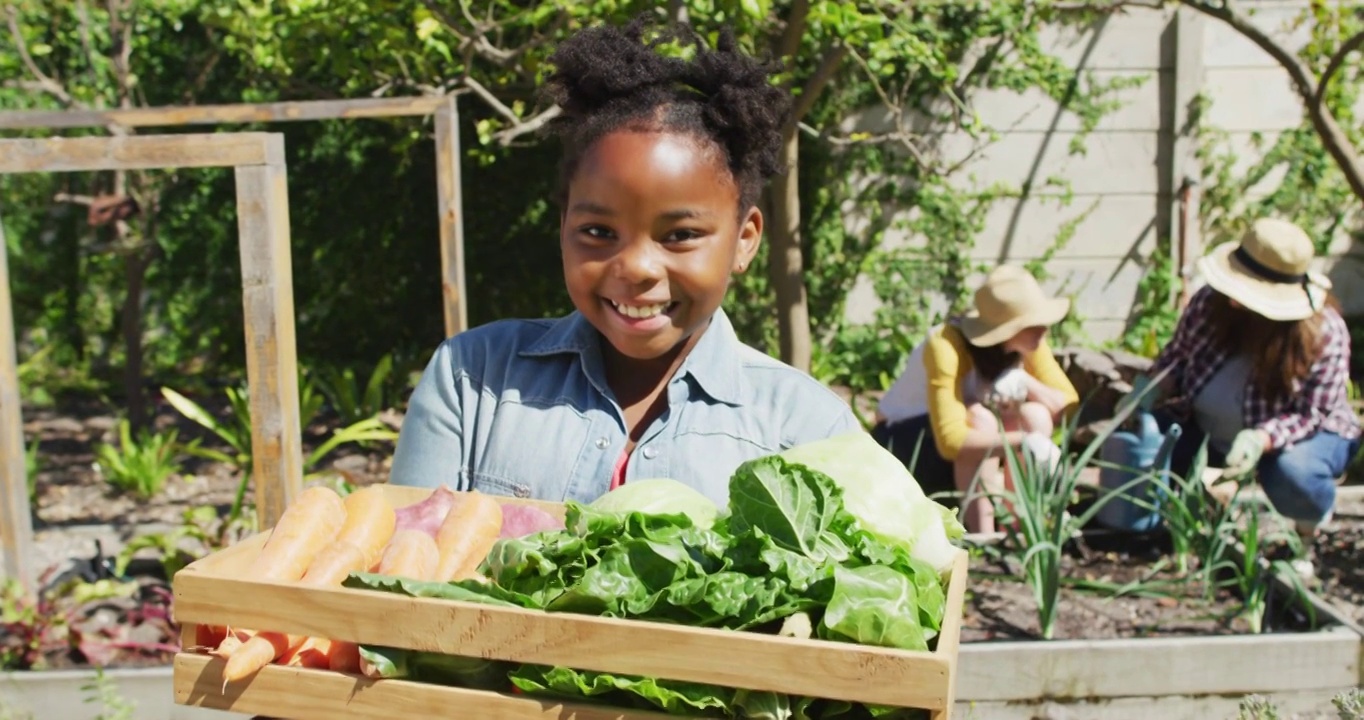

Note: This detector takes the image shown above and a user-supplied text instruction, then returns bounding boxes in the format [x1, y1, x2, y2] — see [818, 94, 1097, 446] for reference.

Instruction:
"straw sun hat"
[960, 265, 1071, 347]
[1197, 218, 1331, 322]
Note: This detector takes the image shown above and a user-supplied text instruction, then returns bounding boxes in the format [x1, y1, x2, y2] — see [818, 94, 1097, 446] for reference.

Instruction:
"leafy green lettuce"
[346, 447, 954, 719]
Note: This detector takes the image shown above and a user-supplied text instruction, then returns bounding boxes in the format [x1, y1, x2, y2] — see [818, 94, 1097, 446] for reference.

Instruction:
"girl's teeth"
[614, 302, 669, 319]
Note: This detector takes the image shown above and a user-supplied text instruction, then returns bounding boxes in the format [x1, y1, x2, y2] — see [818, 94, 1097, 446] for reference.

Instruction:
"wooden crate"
[171, 485, 968, 719]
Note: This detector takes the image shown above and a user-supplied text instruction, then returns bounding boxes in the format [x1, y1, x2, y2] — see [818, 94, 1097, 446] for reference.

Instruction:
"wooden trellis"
[0, 132, 303, 592]
[0, 96, 469, 337]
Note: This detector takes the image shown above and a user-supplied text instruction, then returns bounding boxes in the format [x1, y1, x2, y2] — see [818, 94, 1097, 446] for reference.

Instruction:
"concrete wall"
[844, 1, 1364, 345]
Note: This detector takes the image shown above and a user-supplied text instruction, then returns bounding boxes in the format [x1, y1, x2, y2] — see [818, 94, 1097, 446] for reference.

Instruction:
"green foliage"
[81, 667, 136, 720]
[92, 419, 186, 498]
[115, 504, 245, 578]
[1189, 4, 1363, 255]
[312, 352, 405, 426]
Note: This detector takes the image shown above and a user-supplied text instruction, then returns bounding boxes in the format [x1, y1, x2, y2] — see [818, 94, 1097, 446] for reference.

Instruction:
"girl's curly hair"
[541, 14, 792, 211]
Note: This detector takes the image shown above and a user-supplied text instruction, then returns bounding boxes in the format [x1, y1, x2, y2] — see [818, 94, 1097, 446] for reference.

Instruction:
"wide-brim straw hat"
[1197, 218, 1332, 322]
[960, 265, 1071, 347]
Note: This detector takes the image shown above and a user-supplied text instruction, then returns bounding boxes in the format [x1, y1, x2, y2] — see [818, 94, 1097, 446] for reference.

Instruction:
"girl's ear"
[733, 205, 763, 274]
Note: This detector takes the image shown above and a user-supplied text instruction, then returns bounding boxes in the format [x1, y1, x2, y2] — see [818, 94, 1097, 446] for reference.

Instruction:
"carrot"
[215, 486, 346, 684]
[328, 641, 362, 674]
[434, 491, 504, 581]
[299, 540, 368, 587]
[250, 485, 347, 582]
[222, 631, 295, 689]
[283, 637, 333, 669]
[336, 485, 398, 570]
[194, 624, 228, 650]
[377, 529, 439, 580]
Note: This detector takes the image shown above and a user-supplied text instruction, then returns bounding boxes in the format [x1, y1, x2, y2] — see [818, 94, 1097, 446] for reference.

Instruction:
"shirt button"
[595, 437, 609, 449]
[642, 446, 658, 460]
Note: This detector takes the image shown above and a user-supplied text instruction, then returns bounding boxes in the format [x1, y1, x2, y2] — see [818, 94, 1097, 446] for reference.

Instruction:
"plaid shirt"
[1152, 285, 1361, 450]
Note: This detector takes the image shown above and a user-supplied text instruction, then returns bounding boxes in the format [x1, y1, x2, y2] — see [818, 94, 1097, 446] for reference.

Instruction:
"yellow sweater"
[923, 325, 1079, 461]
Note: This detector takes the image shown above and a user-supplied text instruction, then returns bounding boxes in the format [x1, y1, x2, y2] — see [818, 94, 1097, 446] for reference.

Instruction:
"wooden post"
[1169, 6, 1206, 307]
[0, 206, 34, 593]
[434, 95, 468, 338]
[233, 135, 304, 528]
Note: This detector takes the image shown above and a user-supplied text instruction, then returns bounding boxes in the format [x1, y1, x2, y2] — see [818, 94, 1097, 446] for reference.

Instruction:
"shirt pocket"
[668, 407, 781, 505]
[467, 396, 593, 502]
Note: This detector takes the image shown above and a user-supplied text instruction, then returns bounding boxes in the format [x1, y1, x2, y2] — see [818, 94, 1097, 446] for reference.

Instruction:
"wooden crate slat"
[173, 653, 693, 720]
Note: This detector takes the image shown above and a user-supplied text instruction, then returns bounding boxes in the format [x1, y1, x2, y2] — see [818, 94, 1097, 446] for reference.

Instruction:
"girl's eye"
[580, 226, 614, 240]
[665, 228, 704, 243]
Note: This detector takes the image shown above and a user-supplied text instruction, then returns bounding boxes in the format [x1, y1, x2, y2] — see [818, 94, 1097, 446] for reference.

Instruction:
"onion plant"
[988, 396, 1157, 640]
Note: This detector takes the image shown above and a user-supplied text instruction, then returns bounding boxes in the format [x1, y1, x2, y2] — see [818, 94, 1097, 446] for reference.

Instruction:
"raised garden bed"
[1310, 487, 1364, 632]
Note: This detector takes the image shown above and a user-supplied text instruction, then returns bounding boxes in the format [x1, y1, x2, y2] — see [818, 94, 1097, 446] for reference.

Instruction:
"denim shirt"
[388, 309, 861, 506]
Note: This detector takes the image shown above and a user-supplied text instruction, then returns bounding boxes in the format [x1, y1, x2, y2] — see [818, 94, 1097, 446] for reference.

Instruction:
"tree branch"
[788, 43, 848, 129]
[776, 0, 809, 70]
[490, 105, 562, 146]
[420, 0, 566, 70]
[1180, 0, 1364, 203]
[460, 75, 520, 125]
[1315, 28, 1364, 107]
[4, 4, 76, 107]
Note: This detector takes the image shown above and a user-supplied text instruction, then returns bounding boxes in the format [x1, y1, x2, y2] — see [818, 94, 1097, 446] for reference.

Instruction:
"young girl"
[387, 17, 860, 505]
[873, 265, 1078, 533]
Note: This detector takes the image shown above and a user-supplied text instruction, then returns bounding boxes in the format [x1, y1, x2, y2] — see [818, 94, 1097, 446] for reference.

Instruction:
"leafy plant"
[24, 439, 39, 503]
[161, 372, 358, 525]
[92, 419, 186, 498]
[1335, 689, 1364, 720]
[81, 667, 135, 720]
[1237, 695, 1282, 720]
[988, 394, 1161, 639]
[1214, 494, 1312, 635]
[0, 571, 146, 670]
[312, 353, 401, 426]
[114, 504, 246, 579]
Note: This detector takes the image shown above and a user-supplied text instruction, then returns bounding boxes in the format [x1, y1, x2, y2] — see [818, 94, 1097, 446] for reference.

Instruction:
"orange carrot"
[377, 529, 439, 580]
[215, 486, 346, 684]
[299, 540, 368, 587]
[250, 485, 347, 582]
[328, 641, 362, 674]
[222, 631, 295, 688]
[283, 637, 333, 669]
[434, 491, 504, 581]
[194, 624, 227, 650]
[336, 485, 398, 570]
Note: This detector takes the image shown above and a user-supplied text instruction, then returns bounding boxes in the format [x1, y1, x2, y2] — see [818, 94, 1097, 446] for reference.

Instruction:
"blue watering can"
[1095, 410, 1183, 532]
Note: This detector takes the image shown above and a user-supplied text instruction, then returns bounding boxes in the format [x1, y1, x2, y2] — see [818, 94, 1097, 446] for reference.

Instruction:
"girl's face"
[560, 130, 761, 361]
[1004, 326, 1048, 355]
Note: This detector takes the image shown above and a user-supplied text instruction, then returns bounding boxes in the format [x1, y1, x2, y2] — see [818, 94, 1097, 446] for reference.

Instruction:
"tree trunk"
[767, 129, 812, 372]
[120, 242, 150, 430]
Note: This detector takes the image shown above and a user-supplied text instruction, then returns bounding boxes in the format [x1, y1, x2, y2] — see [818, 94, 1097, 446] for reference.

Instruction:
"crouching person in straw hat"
[872, 265, 1080, 534]
[1135, 218, 1360, 575]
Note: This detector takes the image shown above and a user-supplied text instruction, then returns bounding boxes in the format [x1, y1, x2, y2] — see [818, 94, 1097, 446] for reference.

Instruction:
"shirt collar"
[519, 308, 747, 406]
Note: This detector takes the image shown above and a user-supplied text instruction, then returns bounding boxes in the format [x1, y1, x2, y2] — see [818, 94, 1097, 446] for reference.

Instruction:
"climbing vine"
[1119, 1, 1364, 361]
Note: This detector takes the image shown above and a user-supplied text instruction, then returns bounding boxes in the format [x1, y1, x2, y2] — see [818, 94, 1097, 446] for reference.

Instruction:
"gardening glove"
[1223, 429, 1267, 480]
[983, 367, 1030, 412]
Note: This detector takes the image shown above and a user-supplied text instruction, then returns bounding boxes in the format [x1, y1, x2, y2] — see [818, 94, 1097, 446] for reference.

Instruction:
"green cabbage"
[778, 432, 964, 574]
[587, 477, 721, 529]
